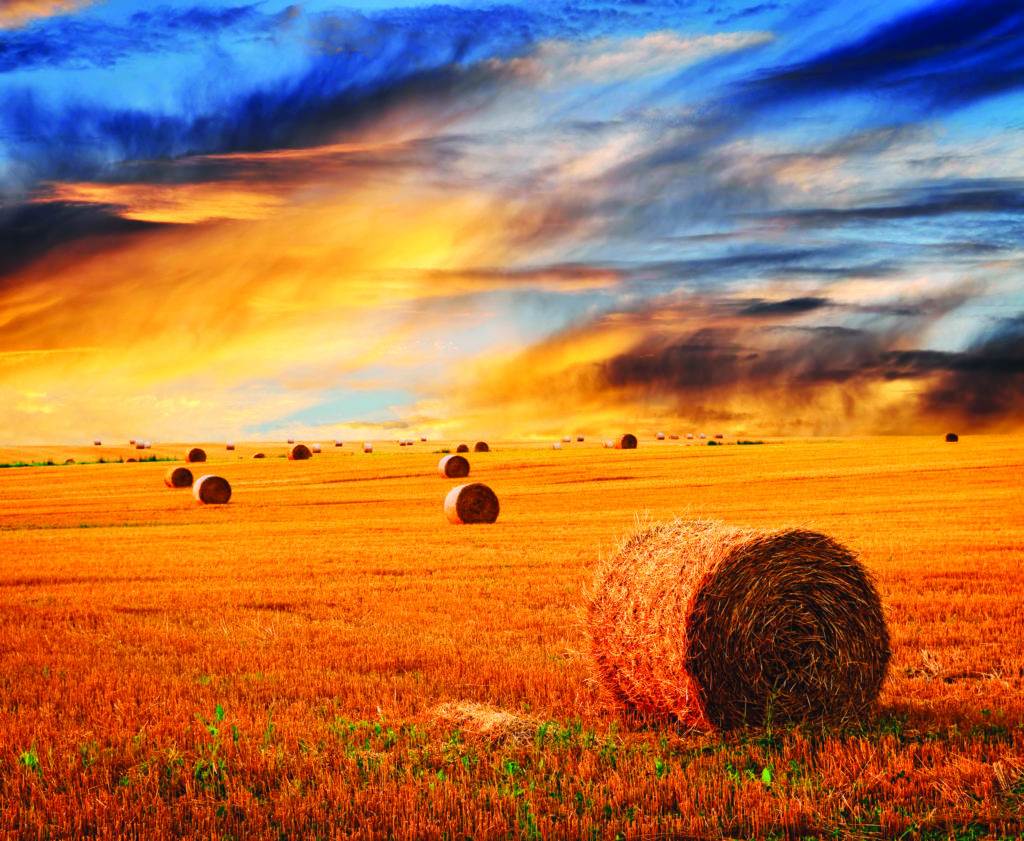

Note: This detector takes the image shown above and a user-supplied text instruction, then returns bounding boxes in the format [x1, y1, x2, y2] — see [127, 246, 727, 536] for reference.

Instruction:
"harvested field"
[0, 436, 1023, 838]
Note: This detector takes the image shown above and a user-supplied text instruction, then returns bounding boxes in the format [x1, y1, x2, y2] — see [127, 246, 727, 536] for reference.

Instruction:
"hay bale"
[699, 433, 707, 439]
[945, 432, 959, 443]
[562, 436, 571, 443]
[603, 440, 614, 448]
[552, 441, 562, 450]
[253, 452, 265, 459]
[474, 441, 490, 453]
[715, 433, 724, 440]
[577, 436, 585, 442]
[64, 458, 75, 465]
[289, 444, 312, 460]
[588, 519, 890, 729]
[363, 443, 373, 454]
[334, 440, 343, 447]
[193, 475, 231, 505]
[129, 439, 136, 445]
[686, 433, 694, 440]
[456, 443, 470, 453]
[135, 443, 146, 450]
[126, 457, 137, 463]
[287, 438, 295, 444]
[420, 436, 427, 442]
[656, 432, 666, 440]
[226, 442, 235, 451]
[444, 483, 499, 524]
[311, 444, 322, 453]
[615, 434, 638, 450]
[93, 439, 102, 446]
[164, 466, 194, 488]
[186, 447, 207, 463]
[670, 434, 679, 440]
[439, 454, 470, 478]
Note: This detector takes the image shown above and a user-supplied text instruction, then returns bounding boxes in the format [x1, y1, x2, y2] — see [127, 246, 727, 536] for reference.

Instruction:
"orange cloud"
[0, 0, 90, 28]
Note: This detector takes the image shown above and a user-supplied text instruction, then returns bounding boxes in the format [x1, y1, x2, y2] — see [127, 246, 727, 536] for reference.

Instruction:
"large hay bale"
[186, 447, 207, 463]
[193, 475, 232, 505]
[64, 458, 76, 465]
[474, 441, 490, 453]
[456, 443, 470, 453]
[164, 466, 194, 488]
[439, 454, 470, 478]
[289, 444, 312, 460]
[587, 519, 890, 730]
[444, 483, 499, 524]
[615, 434, 638, 450]
[945, 432, 959, 443]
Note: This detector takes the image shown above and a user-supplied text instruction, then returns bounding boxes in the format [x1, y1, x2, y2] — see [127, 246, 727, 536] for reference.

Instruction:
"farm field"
[1, 435, 1023, 839]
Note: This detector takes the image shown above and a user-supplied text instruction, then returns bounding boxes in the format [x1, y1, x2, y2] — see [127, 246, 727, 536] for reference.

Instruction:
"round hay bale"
[656, 432, 666, 440]
[699, 433, 707, 439]
[603, 440, 614, 448]
[135, 443, 146, 450]
[287, 438, 295, 444]
[945, 432, 959, 443]
[420, 436, 427, 442]
[64, 458, 76, 465]
[456, 443, 470, 453]
[552, 441, 562, 450]
[164, 466, 194, 488]
[444, 483, 499, 524]
[186, 447, 207, 463]
[562, 436, 571, 443]
[363, 443, 373, 454]
[289, 444, 312, 460]
[93, 439, 102, 446]
[439, 454, 470, 478]
[129, 439, 136, 446]
[577, 436, 585, 442]
[253, 452, 265, 459]
[588, 519, 889, 730]
[686, 433, 694, 440]
[715, 433, 724, 439]
[399, 441, 407, 447]
[670, 434, 679, 440]
[311, 444, 322, 453]
[226, 443, 235, 451]
[474, 441, 490, 453]
[193, 475, 231, 505]
[334, 440, 343, 447]
[126, 457, 137, 463]
[615, 434, 638, 450]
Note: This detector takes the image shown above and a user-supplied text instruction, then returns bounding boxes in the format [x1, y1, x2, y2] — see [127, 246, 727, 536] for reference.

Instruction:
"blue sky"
[0, 0, 1022, 440]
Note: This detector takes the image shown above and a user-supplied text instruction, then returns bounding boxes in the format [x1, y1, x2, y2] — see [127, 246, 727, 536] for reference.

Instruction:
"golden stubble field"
[1, 436, 1022, 839]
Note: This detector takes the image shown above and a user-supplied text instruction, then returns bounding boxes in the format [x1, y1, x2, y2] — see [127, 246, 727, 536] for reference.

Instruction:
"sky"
[0, 0, 1022, 442]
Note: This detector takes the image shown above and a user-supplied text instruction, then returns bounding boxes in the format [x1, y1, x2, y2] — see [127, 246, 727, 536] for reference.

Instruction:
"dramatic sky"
[1, 0, 1023, 442]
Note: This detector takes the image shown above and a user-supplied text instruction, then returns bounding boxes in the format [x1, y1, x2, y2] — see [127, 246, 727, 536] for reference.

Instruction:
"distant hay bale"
[186, 447, 207, 463]
[126, 457, 137, 463]
[433, 701, 537, 744]
[444, 483, 499, 524]
[253, 452, 266, 459]
[588, 519, 890, 729]
[226, 443, 235, 451]
[363, 443, 373, 454]
[193, 475, 232, 505]
[670, 434, 679, 440]
[93, 439, 102, 446]
[699, 433, 707, 439]
[552, 441, 562, 450]
[129, 439, 136, 445]
[287, 438, 295, 444]
[615, 434, 638, 450]
[945, 432, 959, 443]
[135, 443, 146, 450]
[311, 444, 322, 453]
[656, 432, 665, 440]
[603, 440, 614, 448]
[164, 466, 194, 488]
[439, 454, 470, 479]
[474, 441, 490, 453]
[456, 443, 470, 453]
[420, 436, 427, 442]
[715, 433, 724, 439]
[334, 440, 343, 447]
[64, 458, 75, 465]
[686, 433, 694, 440]
[289, 444, 312, 460]
[562, 436, 571, 443]
[577, 436, 584, 442]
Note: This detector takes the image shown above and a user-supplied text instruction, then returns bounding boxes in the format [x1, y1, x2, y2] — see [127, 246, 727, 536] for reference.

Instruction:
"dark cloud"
[0, 200, 160, 281]
[738, 296, 831, 316]
[749, 0, 1024, 110]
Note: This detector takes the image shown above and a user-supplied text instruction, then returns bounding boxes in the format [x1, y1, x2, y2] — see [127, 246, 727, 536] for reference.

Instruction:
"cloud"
[0, 1, 90, 30]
